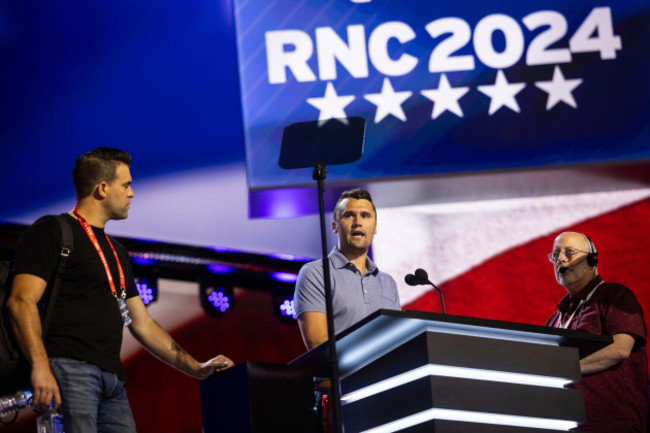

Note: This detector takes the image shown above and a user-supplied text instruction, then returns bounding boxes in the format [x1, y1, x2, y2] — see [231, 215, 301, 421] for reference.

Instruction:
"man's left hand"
[197, 355, 234, 379]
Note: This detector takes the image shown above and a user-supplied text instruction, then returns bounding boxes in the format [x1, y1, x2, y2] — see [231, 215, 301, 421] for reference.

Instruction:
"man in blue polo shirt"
[294, 188, 401, 350]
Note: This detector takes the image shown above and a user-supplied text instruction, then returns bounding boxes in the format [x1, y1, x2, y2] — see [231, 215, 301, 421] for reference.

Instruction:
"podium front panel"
[341, 331, 581, 395]
[402, 420, 570, 433]
[342, 376, 585, 432]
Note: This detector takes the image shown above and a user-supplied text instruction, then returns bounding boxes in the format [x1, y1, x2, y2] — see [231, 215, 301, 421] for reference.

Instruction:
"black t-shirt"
[13, 213, 139, 380]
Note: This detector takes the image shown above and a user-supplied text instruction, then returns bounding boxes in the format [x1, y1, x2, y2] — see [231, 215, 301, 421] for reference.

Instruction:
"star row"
[306, 66, 583, 123]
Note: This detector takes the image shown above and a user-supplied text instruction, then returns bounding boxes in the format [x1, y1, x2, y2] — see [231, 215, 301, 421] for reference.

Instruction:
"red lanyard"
[73, 206, 125, 298]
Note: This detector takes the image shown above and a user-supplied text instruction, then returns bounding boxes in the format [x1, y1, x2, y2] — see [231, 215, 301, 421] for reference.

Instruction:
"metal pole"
[313, 161, 342, 433]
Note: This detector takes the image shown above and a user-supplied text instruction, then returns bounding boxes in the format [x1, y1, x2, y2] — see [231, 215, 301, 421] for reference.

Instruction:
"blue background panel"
[232, 0, 650, 190]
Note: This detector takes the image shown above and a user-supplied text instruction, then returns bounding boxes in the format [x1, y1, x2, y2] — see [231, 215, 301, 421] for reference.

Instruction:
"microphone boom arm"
[428, 280, 447, 315]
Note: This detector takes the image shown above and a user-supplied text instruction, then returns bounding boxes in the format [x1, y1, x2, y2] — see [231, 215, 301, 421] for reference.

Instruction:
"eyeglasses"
[547, 249, 589, 264]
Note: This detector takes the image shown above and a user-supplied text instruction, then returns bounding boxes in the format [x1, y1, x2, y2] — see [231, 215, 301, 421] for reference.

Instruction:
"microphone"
[414, 268, 430, 284]
[404, 271, 431, 286]
[404, 274, 418, 286]
[404, 268, 446, 314]
[558, 255, 587, 274]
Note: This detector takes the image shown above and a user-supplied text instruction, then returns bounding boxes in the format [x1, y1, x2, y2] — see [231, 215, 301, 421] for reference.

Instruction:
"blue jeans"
[49, 357, 137, 433]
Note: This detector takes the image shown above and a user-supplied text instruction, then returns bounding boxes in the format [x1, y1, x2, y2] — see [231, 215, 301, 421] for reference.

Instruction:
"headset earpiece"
[584, 235, 599, 267]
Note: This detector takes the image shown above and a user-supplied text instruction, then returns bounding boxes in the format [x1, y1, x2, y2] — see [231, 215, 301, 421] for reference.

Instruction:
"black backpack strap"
[41, 214, 74, 335]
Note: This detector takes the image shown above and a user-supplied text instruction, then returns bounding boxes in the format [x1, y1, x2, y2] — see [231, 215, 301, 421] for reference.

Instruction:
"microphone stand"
[313, 161, 342, 433]
[278, 117, 365, 433]
[433, 284, 446, 315]
[413, 270, 447, 314]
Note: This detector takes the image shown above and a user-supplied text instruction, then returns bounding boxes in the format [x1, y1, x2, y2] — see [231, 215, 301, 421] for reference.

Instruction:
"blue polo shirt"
[294, 247, 401, 335]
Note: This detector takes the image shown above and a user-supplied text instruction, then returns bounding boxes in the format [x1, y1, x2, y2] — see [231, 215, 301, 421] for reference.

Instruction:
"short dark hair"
[72, 147, 132, 200]
[333, 188, 376, 220]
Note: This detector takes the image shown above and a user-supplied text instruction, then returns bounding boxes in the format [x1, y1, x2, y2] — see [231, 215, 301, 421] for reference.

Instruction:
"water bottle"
[0, 389, 33, 418]
[36, 405, 65, 433]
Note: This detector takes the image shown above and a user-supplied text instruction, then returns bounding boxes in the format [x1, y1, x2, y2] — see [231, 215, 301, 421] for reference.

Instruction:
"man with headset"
[546, 231, 647, 432]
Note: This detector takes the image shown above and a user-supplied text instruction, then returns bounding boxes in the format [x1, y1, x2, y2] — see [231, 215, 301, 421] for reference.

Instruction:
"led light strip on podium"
[291, 310, 611, 433]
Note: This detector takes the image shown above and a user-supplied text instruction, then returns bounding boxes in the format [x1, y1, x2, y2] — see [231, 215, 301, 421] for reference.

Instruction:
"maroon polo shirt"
[547, 275, 648, 433]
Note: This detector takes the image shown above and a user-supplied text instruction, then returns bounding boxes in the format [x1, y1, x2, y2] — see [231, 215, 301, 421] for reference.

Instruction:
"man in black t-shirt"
[7, 147, 233, 432]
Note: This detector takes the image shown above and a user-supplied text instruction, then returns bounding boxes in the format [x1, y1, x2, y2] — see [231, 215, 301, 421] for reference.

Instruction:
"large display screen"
[233, 0, 650, 190]
[0, 0, 244, 219]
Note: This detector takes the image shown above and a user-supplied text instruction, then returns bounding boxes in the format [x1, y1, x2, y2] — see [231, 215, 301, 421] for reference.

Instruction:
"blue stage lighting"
[206, 264, 236, 274]
[270, 272, 298, 283]
[267, 253, 313, 262]
[208, 290, 230, 312]
[200, 283, 234, 317]
[273, 293, 297, 324]
[135, 277, 158, 306]
[131, 256, 159, 266]
[279, 297, 297, 319]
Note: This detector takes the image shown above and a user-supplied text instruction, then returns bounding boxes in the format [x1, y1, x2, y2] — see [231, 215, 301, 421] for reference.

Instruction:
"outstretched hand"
[197, 355, 234, 379]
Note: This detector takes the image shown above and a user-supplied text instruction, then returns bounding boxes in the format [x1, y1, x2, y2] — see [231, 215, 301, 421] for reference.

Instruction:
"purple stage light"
[208, 245, 239, 253]
[279, 297, 297, 320]
[267, 253, 312, 261]
[270, 272, 298, 283]
[131, 256, 159, 266]
[207, 289, 231, 313]
[135, 278, 158, 306]
[200, 283, 234, 317]
[206, 264, 235, 274]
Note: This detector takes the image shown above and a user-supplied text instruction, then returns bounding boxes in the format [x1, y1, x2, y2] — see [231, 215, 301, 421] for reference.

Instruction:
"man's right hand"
[31, 364, 61, 411]
[7, 273, 60, 410]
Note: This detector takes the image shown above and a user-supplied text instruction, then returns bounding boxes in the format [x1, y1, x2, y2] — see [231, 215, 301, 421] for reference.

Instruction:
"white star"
[535, 66, 583, 110]
[363, 78, 412, 123]
[477, 70, 526, 115]
[420, 74, 470, 120]
[306, 82, 355, 124]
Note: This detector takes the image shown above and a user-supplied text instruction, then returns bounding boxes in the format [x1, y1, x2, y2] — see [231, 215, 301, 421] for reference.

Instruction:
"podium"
[290, 309, 612, 433]
[200, 361, 318, 432]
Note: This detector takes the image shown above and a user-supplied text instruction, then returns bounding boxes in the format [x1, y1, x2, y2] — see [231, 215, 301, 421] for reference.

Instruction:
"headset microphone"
[558, 255, 588, 274]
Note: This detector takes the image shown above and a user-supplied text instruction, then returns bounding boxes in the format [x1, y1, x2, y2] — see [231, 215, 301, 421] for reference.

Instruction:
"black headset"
[583, 234, 599, 267]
